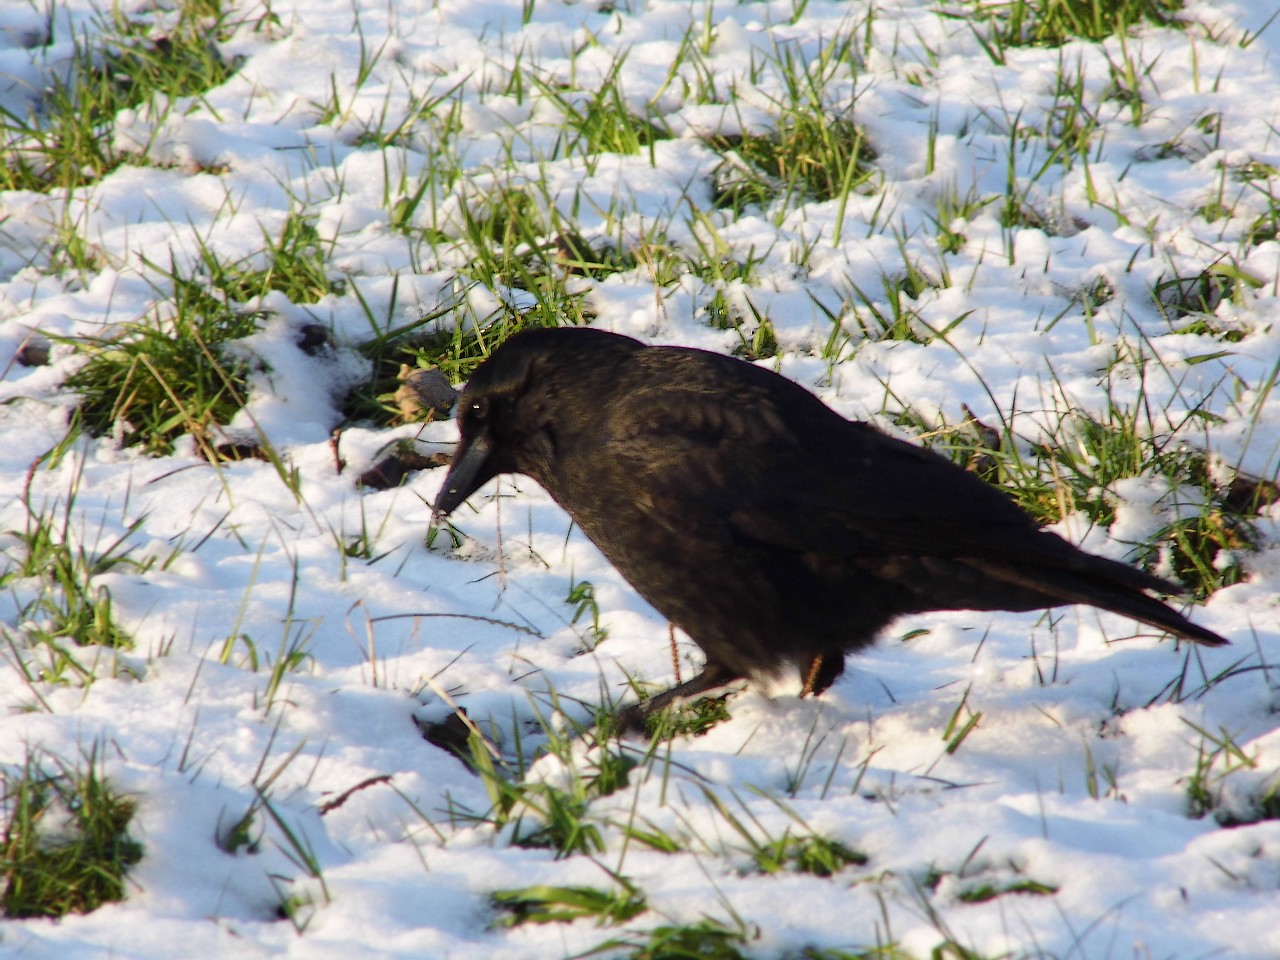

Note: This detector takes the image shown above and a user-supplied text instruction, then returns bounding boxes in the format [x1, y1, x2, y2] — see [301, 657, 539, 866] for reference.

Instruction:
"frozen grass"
[0, 0, 1278, 956]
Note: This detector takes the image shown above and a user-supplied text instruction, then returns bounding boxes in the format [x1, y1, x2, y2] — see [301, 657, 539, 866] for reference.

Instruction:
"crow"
[432, 327, 1228, 730]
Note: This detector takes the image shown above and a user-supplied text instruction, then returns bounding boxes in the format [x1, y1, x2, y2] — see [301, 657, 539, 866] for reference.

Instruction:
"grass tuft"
[64, 263, 262, 457]
[0, 746, 143, 918]
[1182, 720, 1279, 825]
[584, 917, 754, 960]
[0, 3, 239, 191]
[1, 466, 145, 687]
[710, 117, 876, 215]
[492, 881, 646, 928]
[962, 0, 1184, 56]
[447, 712, 637, 859]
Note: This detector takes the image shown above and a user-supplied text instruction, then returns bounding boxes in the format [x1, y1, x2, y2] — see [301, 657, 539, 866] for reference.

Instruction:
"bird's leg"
[614, 663, 743, 735]
[800, 655, 825, 697]
[799, 651, 845, 698]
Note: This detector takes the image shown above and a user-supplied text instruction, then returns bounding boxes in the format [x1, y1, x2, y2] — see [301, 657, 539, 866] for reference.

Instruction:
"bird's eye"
[468, 396, 489, 419]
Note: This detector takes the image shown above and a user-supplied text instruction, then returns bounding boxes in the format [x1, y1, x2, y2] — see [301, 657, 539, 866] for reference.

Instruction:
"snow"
[1, 0, 1279, 957]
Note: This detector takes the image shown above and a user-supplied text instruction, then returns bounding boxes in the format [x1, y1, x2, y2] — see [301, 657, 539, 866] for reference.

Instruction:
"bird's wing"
[726, 424, 1181, 596]
[602, 368, 1162, 587]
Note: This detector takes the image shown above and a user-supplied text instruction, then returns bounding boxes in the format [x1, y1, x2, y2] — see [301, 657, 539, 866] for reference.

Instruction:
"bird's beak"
[433, 429, 494, 519]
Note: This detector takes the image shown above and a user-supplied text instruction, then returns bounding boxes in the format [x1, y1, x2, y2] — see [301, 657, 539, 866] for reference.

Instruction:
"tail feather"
[965, 557, 1229, 647]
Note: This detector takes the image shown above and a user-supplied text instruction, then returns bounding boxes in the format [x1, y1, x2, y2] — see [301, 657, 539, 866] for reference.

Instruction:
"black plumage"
[432, 327, 1228, 729]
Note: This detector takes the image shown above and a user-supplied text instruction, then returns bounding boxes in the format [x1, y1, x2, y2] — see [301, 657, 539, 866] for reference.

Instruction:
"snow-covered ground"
[1, 0, 1278, 956]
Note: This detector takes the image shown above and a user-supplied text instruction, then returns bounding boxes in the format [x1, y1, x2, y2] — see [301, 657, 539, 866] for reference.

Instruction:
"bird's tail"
[964, 556, 1229, 647]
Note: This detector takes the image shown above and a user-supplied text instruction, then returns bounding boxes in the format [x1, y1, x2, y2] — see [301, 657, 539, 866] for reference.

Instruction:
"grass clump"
[65, 266, 263, 457]
[1153, 266, 1260, 342]
[450, 186, 628, 287]
[752, 832, 867, 878]
[191, 213, 347, 306]
[63, 214, 347, 456]
[711, 117, 876, 215]
[703, 26, 876, 218]
[0, 747, 143, 918]
[532, 58, 671, 160]
[693, 784, 869, 878]
[964, 0, 1183, 54]
[20, 575, 134, 664]
[586, 917, 755, 960]
[794, 949, 914, 960]
[447, 715, 636, 859]
[1, 471, 146, 686]
[838, 272, 962, 346]
[492, 881, 646, 928]
[923, 865, 1058, 905]
[694, 259, 780, 360]
[1182, 721, 1280, 826]
[1144, 503, 1252, 599]
[0, 3, 239, 191]
[567, 579, 609, 652]
[955, 879, 1058, 903]
[345, 202, 592, 421]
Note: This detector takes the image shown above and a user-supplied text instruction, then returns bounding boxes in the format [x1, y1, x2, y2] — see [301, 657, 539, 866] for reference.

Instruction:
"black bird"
[433, 327, 1228, 729]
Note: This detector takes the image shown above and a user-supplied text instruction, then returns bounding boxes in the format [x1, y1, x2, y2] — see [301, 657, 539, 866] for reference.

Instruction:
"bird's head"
[431, 342, 531, 519]
[431, 326, 642, 518]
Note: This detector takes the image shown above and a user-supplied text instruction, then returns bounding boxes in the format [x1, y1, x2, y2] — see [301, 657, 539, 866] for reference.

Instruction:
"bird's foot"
[611, 669, 745, 738]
